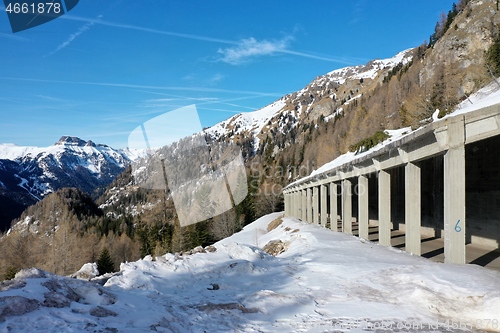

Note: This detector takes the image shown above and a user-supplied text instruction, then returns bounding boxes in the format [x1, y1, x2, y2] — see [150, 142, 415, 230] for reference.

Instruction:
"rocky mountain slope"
[0, 136, 135, 231]
[205, 0, 499, 178]
[205, 49, 414, 152]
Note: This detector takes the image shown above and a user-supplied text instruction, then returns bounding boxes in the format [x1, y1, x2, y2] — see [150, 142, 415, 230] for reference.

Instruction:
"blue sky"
[0, 0, 456, 148]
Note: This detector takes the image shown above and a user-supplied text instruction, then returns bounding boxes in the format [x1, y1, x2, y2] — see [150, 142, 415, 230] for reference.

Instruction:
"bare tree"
[3, 233, 36, 272]
[254, 191, 284, 218]
[210, 209, 241, 240]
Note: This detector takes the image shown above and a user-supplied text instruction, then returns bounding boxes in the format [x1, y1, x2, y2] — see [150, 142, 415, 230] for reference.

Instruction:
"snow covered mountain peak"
[203, 98, 287, 143]
[55, 136, 88, 146]
[0, 138, 134, 231]
[203, 49, 415, 153]
[326, 48, 414, 84]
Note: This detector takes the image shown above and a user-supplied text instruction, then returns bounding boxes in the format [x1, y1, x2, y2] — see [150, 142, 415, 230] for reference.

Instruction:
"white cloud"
[36, 94, 64, 101]
[182, 73, 224, 86]
[217, 37, 292, 65]
[208, 73, 224, 84]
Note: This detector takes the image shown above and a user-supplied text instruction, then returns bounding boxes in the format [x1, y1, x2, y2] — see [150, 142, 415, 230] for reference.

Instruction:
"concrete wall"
[420, 156, 444, 238]
[466, 135, 500, 248]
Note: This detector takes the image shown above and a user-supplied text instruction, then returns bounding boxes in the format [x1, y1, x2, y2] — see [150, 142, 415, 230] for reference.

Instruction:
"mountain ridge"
[0, 136, 136, 231]
[203, 49, 415, 151]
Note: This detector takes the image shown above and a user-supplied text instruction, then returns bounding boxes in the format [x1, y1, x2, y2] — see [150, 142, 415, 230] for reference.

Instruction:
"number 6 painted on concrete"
[455, 219, 462, 232]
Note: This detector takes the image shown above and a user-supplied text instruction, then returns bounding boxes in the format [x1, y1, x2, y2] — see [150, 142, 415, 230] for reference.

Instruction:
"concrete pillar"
[444, 118, 466, 264]
[378, 170, 391, 246]
[313, 186, 319, 224]
[330, 182, 338, 231]
[321, 184, 328, 227]
[288, 192, 293, 217]
[284, 192, 290, 217]
[296, 191, 300, 220]
[358, 175, 369, 240]
[301, 189, 307, 221]
[306, 187, 313, 223]
[405, 162, 421, 255]
[294, 191, 299, 219]
[342, 179, 352, 234]
[295, 191, 300, 218]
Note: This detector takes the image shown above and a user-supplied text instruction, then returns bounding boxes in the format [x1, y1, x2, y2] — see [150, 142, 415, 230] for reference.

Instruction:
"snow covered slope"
[324, 48, 414, 85]
[204, 49, 414, 150]
[204, 98, 287, 147]
[1, 213, 499, 332]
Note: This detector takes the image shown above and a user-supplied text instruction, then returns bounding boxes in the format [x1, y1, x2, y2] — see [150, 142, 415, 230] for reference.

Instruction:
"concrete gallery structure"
[283, 104, 500, 265]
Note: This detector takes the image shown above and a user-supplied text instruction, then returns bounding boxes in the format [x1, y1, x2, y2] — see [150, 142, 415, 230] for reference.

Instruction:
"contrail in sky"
[62, 15, 359, 65]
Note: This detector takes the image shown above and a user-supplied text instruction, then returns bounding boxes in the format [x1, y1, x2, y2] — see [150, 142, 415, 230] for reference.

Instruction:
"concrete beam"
[342, 179, 352, 234]
[378, 170, 391, 246]
[330, 182, 338, 231]
[465, 107, 500, 143]
[444, 118, 466, 264]
[358, 175, 369, 240]
[405, 162, 421, 255]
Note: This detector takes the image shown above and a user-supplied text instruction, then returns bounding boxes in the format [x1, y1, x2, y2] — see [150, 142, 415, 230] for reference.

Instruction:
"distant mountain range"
[0, 136, 137, 231]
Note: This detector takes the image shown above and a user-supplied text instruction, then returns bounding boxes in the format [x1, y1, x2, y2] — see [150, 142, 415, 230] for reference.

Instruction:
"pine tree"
[486, 34, 500, 77]
[187, 221, 210, 248]
[4, 266, 18, 281]
[97, 247, 115, 275]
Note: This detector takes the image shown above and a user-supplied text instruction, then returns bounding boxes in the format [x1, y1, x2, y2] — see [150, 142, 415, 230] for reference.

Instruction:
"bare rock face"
[89, 306, 118, 318]
[42, 279, 82, 305]
[43, 292, 72, 308]
[0, 296, 40, 322]
[0, 267, 119, 323]
[262, 239, 288, 256]
[205, 245, 217, 253]
[421, 0, 500, 92]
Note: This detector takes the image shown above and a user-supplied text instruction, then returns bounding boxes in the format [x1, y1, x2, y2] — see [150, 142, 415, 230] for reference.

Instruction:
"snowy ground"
[1, 212, 500, 332]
